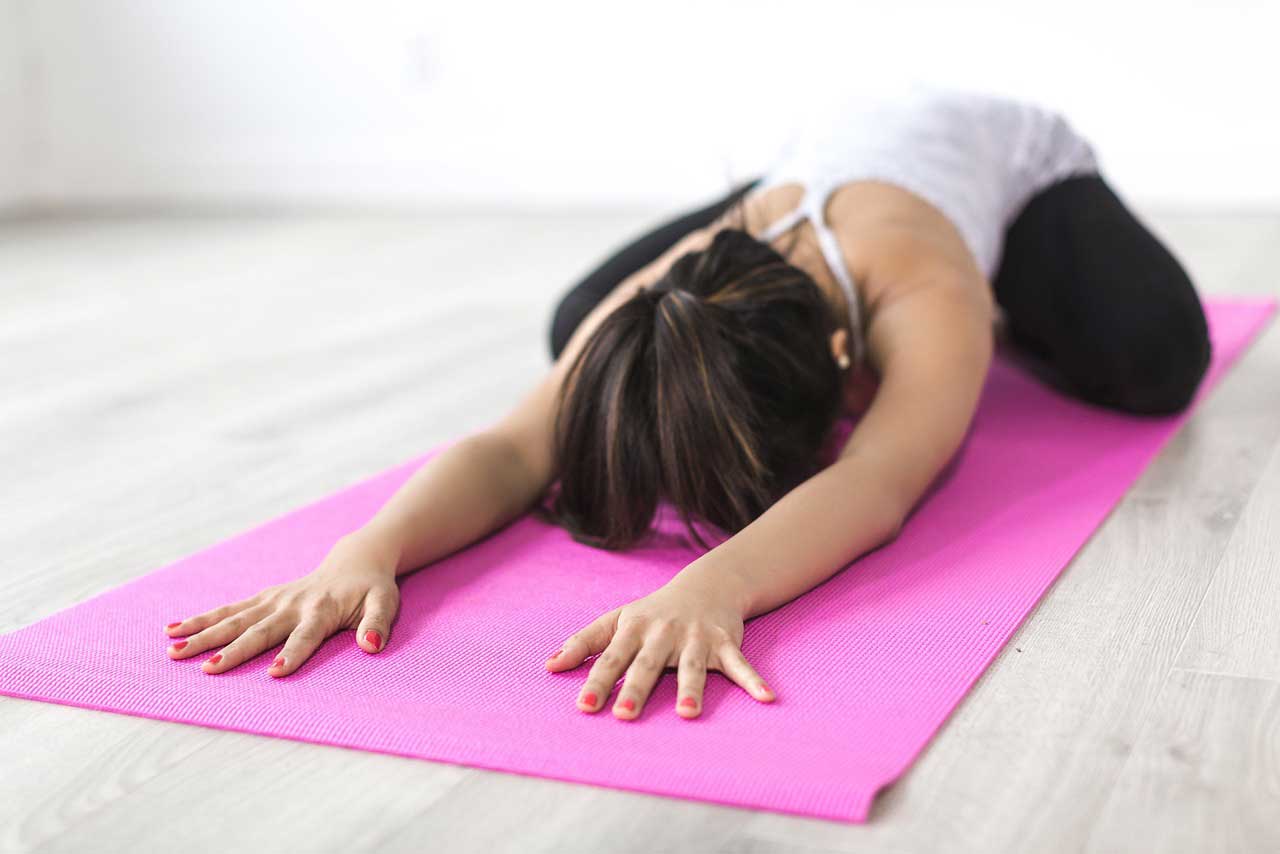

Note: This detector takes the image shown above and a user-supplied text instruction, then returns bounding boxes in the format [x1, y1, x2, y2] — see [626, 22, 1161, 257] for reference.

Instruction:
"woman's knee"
[1080, 295, 1212, 415]
[1123, 324, 1211, 414]
[1048, 176, 1211, 414]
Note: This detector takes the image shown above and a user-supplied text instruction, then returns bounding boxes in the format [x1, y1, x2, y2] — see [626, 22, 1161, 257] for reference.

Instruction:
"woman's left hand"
[544, 574, 775, 720]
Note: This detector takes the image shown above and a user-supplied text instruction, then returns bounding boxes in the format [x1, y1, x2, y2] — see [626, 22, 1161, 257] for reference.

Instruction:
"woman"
[162, 88, 1211, 721]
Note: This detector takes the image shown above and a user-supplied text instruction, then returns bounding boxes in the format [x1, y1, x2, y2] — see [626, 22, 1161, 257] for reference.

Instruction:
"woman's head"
[538, 226, 848, 552]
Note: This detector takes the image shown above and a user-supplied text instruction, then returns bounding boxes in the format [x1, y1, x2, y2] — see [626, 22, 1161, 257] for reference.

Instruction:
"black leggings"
[548, 174, 1212, 415]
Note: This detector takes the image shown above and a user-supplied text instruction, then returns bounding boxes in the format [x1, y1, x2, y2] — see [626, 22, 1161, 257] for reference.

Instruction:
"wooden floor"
[1, 208, 1277, 854]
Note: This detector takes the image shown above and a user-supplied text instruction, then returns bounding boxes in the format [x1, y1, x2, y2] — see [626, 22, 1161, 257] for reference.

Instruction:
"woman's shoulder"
[726, 178, 980, 314]
[828, 181, 983, 299]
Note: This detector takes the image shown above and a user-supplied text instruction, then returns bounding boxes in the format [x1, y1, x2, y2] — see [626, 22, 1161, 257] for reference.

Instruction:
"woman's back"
[753, 86, 1099, 281]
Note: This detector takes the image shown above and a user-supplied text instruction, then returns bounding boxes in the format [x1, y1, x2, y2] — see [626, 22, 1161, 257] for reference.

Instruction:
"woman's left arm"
[688, 278, 996, 618]
[546, 277, 995, 719]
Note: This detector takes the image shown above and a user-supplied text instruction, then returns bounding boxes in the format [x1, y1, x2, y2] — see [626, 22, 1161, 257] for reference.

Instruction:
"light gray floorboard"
[1085, 670, 1280, 854]
[0, 210, 1277, 854]
[1174, 433, 1280, 682]
[1081, 420, 1280, 854]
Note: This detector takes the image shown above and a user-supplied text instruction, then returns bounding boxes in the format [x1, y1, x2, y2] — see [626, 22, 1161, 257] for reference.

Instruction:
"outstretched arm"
[547, 275, 995, 718]
[677, 278, 995, 619]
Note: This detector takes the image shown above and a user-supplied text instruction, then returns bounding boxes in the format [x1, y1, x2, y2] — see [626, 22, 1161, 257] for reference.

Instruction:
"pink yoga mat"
[0, 297, 1274, 822]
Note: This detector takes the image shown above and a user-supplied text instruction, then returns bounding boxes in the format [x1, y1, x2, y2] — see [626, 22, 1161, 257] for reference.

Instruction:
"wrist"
[337, 525, 404, 576]
[669, 554, 756, 619]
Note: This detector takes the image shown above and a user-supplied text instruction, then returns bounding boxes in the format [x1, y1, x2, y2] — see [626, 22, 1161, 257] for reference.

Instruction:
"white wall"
[8, 0, 1280, 211]
[0, 0, 30, 211]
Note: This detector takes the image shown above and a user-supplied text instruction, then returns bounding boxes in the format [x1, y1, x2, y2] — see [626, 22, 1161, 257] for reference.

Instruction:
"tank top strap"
[756, 202, 808, 243]
[755, 183, 867, 367]
[807, 203, 866, 367]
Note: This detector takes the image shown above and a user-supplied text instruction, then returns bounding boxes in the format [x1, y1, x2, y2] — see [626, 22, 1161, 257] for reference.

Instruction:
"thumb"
[357, 581, 400, 654]
[546, 607, 620, 671]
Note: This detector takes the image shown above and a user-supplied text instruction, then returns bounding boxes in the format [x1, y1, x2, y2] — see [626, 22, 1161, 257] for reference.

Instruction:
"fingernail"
[548, 648, 562, 660]
[581, 692, 598, 707]
[166, 622, 182, 629]
[208, 653, 222, 665]
[364, 630, 382, 650]
[171, 640, 188, 651]
[758, 682, 773, 696]
[619, 698, 635, 712]
[272, 656, 285, 669]
[679, 696, 697, 708]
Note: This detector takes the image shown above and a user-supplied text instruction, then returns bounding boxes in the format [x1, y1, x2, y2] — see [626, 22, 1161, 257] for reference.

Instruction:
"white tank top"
[752, 86, 1099, 368]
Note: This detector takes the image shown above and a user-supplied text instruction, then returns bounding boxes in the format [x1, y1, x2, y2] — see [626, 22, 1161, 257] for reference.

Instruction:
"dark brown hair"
[536, 195, 847, 551]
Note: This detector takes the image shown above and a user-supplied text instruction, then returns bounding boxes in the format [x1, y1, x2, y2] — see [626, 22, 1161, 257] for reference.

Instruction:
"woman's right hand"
[162, 530, 403, 677]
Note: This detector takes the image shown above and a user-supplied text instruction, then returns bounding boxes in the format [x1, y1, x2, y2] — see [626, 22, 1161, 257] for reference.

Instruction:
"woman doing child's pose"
[162, 87, 1211, 721]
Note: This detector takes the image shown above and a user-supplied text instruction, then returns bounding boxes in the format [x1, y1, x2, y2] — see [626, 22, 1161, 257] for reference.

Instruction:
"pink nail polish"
[208, 653, 222, 665]
[272, 656, 285, 668]
[619, 698, 635, 712]
[581, 692, 598, 707]
[679, 696, 697, 708]
[166, 622, 182, 629]
[171, 640, 188, 651]
[365, 630, 382, 650]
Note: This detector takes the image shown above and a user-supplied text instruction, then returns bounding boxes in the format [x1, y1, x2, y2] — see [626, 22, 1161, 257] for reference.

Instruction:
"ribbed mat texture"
[0, 297, 1274, 822]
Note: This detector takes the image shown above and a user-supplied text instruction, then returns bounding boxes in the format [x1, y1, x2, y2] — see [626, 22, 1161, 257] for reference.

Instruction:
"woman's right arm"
[357, 260, 666, 575]
[160, 430, 554, 678]
[353, 430, 553, 577]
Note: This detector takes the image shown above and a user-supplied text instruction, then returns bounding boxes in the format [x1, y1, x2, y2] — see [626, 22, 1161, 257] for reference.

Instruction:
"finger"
[166, 590, 268, 637]
[675, 637, 710, 719]
[577, 623, 644, 713]
[546, 608, 621, 672]
[168, 604, 270, 660]
[270, 616, 335, 678]
[356, 583, 400, 654]
[613, 628, 676, 720]
[714, 643, 775, 703]
[202, 612, 293, 674]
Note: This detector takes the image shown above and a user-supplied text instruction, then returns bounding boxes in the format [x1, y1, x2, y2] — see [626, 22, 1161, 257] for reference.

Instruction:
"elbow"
[878, 485, 915, 544]
[873, 497, 907, 545]
[880, 512, 906, 544]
